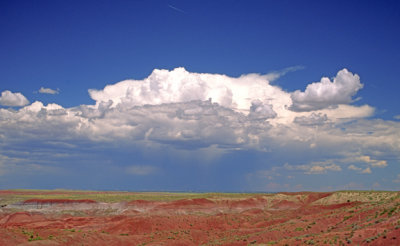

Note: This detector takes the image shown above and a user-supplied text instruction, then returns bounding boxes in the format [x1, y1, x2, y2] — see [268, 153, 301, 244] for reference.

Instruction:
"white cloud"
[126, 165, 158, 175]
[348, 164, 372, 174]
[88, 67, 291, 117]
[347, 164, 372, 174]
[318, 104, 374, 122]
[73, 99, 257, 147]
[357, 155, 387, 168]
[348, 164, 362, 171]
[293, 112, 328, 126]
[343, 155, 388, 173]
[0, 68, 399, 156]
[361, 167, 372, 174]
[85, 67, 374, 129]
[284, 162, 342, 174]
[325, 164, 342, 171]
[0, 68, 399, 184]
[39, 87, 59, 94]
[290, 69, 363, 111]
[0, 69, 395, 155]
[248, 99, 277, 120]
[0, 90, 29, 106]
[262, 65, 305, 82]
[394, 115, 400, 120]
[308, 164, 342, 174]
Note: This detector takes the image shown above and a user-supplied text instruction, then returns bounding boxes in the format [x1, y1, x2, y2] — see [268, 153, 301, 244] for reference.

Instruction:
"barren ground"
[0, 190, 399, 245]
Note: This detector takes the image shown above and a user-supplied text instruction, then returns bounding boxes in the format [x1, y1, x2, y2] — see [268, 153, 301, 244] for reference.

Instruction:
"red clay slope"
[0, 191, 399, 245]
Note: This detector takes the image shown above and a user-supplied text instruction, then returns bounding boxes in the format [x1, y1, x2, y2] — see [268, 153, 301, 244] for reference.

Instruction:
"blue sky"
[1, 0, 399, 191]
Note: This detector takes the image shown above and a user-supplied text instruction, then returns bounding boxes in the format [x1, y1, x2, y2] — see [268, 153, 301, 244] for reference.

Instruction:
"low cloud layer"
[0, 90, 29, 106]
[284, 162, 342, 175]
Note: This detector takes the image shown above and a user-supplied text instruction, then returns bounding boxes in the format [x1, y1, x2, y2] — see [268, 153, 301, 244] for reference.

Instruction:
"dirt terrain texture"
[0, 190, 399, 245]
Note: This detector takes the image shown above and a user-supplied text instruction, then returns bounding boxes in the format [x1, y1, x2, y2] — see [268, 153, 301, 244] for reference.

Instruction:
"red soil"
[0, 212, 46, 226]
[270, 199, 300, 209]
[127, 199, 155, 206]
[1, 191, 400, 245]
[156, 198, 215, 209]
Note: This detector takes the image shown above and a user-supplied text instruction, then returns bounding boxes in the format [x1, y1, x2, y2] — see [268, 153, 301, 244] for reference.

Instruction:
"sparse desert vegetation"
[0, 190, 399, 245]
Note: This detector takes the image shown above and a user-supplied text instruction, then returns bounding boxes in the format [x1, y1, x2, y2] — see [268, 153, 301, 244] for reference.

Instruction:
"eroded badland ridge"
[0, 190, 399, 245]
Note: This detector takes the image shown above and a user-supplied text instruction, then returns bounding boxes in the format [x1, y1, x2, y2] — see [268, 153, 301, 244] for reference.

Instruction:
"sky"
[0, 0, 400, 192]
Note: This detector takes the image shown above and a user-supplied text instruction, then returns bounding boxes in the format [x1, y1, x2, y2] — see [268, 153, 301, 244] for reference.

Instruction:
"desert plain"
[0, 190, 399, 245]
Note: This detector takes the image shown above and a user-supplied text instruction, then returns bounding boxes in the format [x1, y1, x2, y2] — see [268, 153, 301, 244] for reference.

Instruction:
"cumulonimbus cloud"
[88, 67, 288, 117]
[0, 67, 398, 178]
[0, 67, 384, 150]
[0, 90, 29, 106]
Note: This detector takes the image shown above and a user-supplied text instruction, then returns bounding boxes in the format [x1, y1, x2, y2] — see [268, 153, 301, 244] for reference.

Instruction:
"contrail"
[168, 4, 186, 14]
